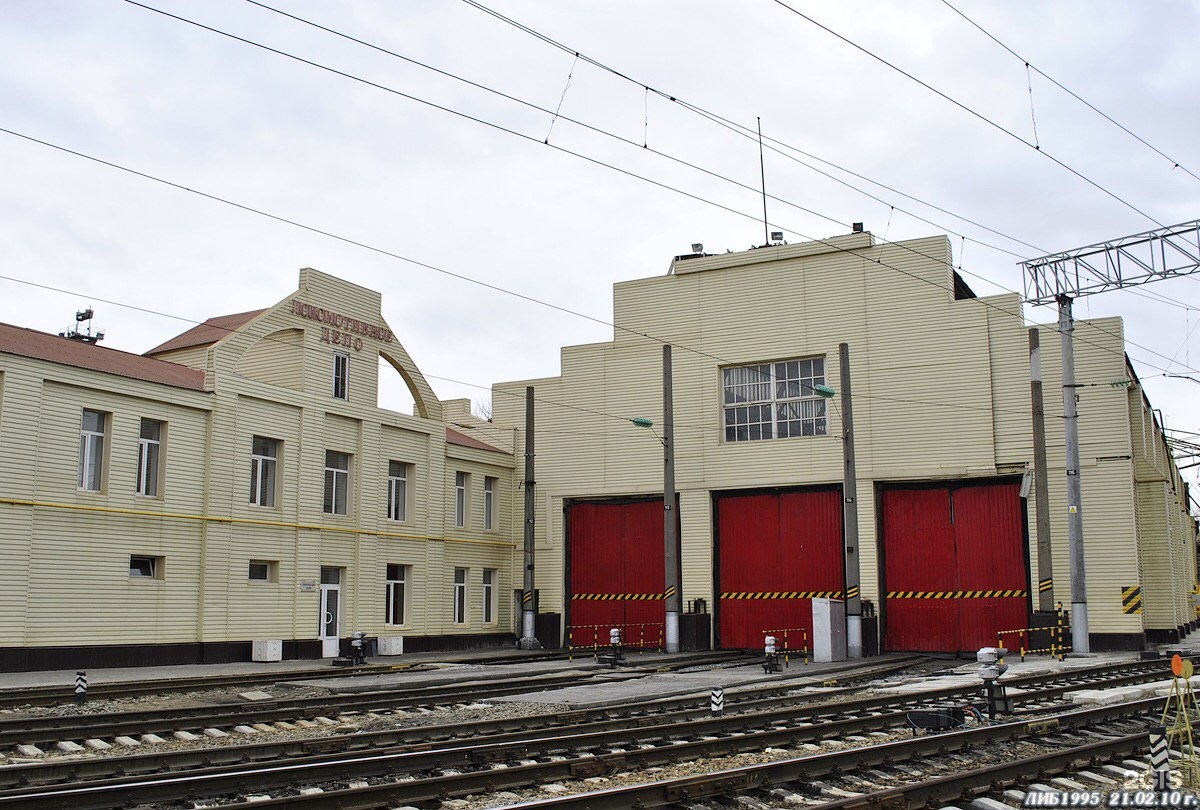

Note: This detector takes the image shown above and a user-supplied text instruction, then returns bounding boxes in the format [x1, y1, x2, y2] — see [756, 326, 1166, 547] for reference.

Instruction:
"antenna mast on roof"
[757, 117, 769, 247]
[60, 307, 104, 344]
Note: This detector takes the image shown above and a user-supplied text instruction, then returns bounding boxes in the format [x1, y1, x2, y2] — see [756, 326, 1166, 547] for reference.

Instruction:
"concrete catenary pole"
[1029, 329, 1055, 612]
[1057, 295, 1089, 652]
[839, 343, 862, 658]
[663, 345, 681, 653]
[517, 386, 541, 650]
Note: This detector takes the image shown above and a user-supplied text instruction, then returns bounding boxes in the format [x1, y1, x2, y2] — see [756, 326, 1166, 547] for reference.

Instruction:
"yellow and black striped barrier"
[998, 602, 1070, 662]
[1038, 578, 1053, 594]
[566, 622, 664, 661]
[845, 585, 860, 599]
[1121, 585, 1143, 615]
[721, 591, 844, 600]
[886, 589, 1028, 599]
[761, 626, 809, 666]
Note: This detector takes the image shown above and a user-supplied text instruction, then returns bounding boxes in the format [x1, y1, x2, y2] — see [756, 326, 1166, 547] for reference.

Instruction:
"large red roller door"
[566, 499, 664, 647]
[716, 489, 844, 650]
[881, 481, 1029, 653]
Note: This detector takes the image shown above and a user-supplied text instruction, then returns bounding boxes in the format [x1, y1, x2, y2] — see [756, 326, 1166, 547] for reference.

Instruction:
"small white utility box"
[812, 598, 847, 663]
[378, 636, 405, 656]
[252, 639, 283, 662]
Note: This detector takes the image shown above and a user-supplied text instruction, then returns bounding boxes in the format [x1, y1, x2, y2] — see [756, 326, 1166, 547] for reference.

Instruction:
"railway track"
[0, 654, 919, 751]
[0, 657, 1186, 808]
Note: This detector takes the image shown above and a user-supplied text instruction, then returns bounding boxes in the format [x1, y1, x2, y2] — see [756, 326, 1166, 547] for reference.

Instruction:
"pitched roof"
[446, 426, 506, 454]
[145, 309, 266, 356]
[0, 322, 206, 391]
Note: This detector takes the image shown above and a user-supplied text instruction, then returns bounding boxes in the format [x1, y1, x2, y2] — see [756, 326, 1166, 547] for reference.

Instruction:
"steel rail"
[0, 656, 1178, 788]
[0, 654, 921, 748]
[0, 683, 1168, 808]
[482, 698, 1165, 810]
[811, 732, 1149, 809]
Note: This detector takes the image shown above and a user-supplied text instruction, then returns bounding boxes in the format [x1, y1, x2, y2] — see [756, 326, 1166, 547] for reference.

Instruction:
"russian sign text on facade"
[292, 300, 393, 352]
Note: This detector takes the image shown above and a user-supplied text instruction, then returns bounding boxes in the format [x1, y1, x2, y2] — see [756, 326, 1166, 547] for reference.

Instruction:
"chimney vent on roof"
[852, 222, 864, 234]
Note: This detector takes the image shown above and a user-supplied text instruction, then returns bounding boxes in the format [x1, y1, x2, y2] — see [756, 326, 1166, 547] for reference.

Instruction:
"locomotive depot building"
[0, 233, 1195, 670]
[492, 230, 1197, 656]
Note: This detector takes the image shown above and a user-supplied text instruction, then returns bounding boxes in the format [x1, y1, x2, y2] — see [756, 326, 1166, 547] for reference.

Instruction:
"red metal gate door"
[882, 483, 1028, 653]
[881, 487, 958, 652]
[717, 489, 844, 650]
[567, 500, 665, 648]
[950, 483, 1028, 651]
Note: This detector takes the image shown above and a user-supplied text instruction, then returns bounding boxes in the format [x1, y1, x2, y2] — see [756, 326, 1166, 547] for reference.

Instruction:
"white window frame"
[387, 461, 408, 522]
[722, 357, 827, 442]
[454, 471, 468, 528]
[324, 450, 350, 515]
[453, 567, 467, 624]
[249, 436, 279, 508]
[482, 568, 496, 624]
[483, 476, 497, 530]
[78, 409, 106, 492]
[385, 563, 408, 625]
[136, 418, 163, 497]
[333, 352, 349, 400]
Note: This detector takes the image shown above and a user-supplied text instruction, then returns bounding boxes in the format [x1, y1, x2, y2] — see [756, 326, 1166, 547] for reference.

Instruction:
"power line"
[460, 0, 1046, 259]
[237, 0, 1029, 289]
[454, 0, 1200, 319]
[769, 0, 1165, 228]
[121, 0, 1198, 370]
[939, 0, 1200, 185]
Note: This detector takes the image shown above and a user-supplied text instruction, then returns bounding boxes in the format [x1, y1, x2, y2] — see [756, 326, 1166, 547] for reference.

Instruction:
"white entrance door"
[319, 567, 341, 657]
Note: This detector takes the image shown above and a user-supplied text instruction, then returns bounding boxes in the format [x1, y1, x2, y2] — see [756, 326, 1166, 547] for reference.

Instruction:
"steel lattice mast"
[1020, 219, 1200, 654]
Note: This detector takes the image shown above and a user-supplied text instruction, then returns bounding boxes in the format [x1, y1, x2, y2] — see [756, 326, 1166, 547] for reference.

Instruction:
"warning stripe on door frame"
[886, 589, 1028, 599]
[721, 591, 845, 600]
[572, 592, 667, 601]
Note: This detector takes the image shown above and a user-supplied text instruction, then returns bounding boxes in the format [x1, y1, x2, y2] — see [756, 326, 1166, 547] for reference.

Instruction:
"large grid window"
[483, 476, 497, 530]
[136, 419, 163, 497]
[324, 451, 350, 515]
[385, 563, 408, 625]
[387, 461, 408, 522]
[722, 358, 826, 442]
[333, 352, 349, 400]
[249, 436, 278, 507]
[482, 568, 496, 624]
[453, 567, 467, 624]
[78, 409, 106, 491]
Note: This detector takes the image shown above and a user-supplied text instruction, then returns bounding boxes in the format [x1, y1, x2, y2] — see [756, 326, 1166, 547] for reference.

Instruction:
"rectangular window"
[453, 567, 467, 624]
[333, 352, 349, 400]
[129, 555, 162, 579]
[482, 568, 496, 624]
[483, 476, 497, 530]
[722, 358, 827, 442]
[78, 409, 106, 491]
[248, 560, 277, 582]
[454, 471, 468, 528]
[387, 461, 408, 522]
[385, 563, 408, 625]
[324, 450, 350, 515]
[249, 436, 279, 507]
[136, 419, 163, 497]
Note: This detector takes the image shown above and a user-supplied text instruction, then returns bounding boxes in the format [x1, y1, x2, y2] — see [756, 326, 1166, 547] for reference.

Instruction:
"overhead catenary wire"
[768, 0, 1165, 228]
[5, 9, 1196, 409]
[125, 0, 1200, 361]
[939, 0, 1200, 185]
[0, 126, 1184, 437]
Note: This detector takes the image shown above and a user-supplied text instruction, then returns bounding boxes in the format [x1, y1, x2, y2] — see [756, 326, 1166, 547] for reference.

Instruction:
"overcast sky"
[3, 1, 1199, 488]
